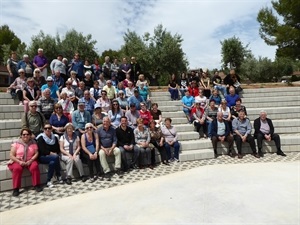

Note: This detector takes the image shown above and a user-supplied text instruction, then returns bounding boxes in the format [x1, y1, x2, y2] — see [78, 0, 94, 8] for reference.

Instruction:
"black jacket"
[253, 117, 274, 138]
[211, 119, 231, 138]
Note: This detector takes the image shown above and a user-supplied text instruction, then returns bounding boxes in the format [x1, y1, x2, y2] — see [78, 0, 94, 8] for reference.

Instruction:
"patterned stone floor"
[0, 152, 299, 212]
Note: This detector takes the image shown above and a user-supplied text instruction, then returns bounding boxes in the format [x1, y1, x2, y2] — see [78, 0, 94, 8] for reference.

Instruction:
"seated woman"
[59, 123, 87, 184]
[139, 102, 153, 127]
[135, 74, 148, 87]
[57, 92, 74, 122]
[7, 128, 42, 196]
[80, 123, 101, 182]
[195, 89, 208, 109]
[36, 123, 63, 188]
[116, 81, 126, 94]
[149, 120, 169, 166]
[200, 70, 211, 98]
[219, 99, 232, 132]
[168, 73, 179, 101]
[96, 90, 111, 114]
[116, 90, 129, 112]
[49, 103, 69, 136]
[161, 118, 180, 162]
[23, 77, 40, 112]
[191, 101, 207, 139]
[179, 72, 188, 99]
[108, 100, 124, 128]
[138, 83, 151, 109]
[8, 68, 27, 105]
[61, 81, 76, 101]
[68, 71, 80, 90]
[230, 98, 247, 120]
[33, 68, 46, 89]
[188, 81, 199, 98]
[150, 103, 163, 127]
[89, 80, 102, 101]
[92, 103, 106, 127]
[125, 81, 135, 98]
[181, 90, 195, 123]
[205, 99, 219, 138]
[134, 118, 152, 169]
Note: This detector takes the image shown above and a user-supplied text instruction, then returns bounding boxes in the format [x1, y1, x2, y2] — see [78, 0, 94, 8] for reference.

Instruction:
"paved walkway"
[0, 153, 299, 224]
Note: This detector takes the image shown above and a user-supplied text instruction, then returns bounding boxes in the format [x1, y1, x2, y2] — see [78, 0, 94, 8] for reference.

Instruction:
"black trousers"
[150, 140, 168, 164]
[256, 133, 281, 151]
[211, 135, 234, 153]
[194, 121, 207, 135]
[234, 134, 257, 154]
[80, 151, 101, 178]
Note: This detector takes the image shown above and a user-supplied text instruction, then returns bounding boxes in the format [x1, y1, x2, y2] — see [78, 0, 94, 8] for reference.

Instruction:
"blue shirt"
[41, 84, 59, 99]
[225, 94, 240, 107]
[138, 87, 148, 100]
[128, 95, 145, 110]
[97, 126, 117, 148]
[79, 97, 95, 116]
[49, 114, 69, 128]
[69, 60, 84, 77]
[52, 75, 64, 89]
[72, 110, 91, 130]
[182, 95, 195, 107]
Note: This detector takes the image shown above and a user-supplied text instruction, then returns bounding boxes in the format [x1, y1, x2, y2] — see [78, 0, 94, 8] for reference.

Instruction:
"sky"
[0, 0, 276, 69]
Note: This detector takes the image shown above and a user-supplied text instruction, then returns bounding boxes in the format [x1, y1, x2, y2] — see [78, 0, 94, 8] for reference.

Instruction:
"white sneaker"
[47, 181, 54, 188]
[57, 176, 64, 184]
[19, 102, 23, 105]
[174, 158, 180, 163]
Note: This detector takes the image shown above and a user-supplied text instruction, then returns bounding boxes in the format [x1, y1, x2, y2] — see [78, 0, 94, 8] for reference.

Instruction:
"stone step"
[242, 95, 300, 103]
[179, 135, 300, 152]
[0, 105, 24, 120]
[179, 149, 214, 162]
[177, 131, 199, 141]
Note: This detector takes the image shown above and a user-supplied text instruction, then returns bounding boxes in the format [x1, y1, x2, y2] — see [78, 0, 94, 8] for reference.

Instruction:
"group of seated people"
[9, 96, 181, 197]
[179, 70, 287, 160]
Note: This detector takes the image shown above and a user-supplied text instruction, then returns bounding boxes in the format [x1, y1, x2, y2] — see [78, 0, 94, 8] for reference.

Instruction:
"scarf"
[36, 132, 56, 145]
[64, 132, 77, 155]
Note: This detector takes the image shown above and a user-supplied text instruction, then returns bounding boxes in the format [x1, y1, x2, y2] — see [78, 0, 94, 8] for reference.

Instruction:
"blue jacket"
[211, 118, 230, 138]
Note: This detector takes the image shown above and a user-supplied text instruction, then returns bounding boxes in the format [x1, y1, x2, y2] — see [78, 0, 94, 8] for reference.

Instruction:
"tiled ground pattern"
[0, 152, 299, 212]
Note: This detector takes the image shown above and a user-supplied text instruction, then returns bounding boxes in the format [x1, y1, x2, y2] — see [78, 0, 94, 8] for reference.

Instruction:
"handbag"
[86, 145, 96, 154]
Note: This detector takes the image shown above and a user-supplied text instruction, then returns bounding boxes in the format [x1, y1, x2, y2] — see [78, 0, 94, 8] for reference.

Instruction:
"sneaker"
[12, 188, 20, 197]
[173, 158, 180, 163]
[47, 181, 54, 188]
[34, 185, 43, 192]
[57, 176, 64, 184]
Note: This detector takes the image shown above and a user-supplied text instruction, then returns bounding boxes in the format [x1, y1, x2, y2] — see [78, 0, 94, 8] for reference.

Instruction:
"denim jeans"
[169, 88, 179, 100]
[39, 154, 61, 182]
[164, 141, 180, 160]
[214, 85, 227, 97]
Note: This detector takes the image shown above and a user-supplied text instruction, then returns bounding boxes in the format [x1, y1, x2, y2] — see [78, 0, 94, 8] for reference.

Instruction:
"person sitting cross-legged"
[211, 112, 234, 158]
[254, 110, 286, 157]
[232, 110, 259, 159]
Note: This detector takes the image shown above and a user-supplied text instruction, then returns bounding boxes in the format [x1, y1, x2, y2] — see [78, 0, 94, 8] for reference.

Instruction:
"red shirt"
[188, 86, 199, 97]
[139, 110, 153, 126]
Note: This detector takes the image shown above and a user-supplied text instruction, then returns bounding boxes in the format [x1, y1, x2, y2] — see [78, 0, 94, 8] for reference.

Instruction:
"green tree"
[0, 25, 25, 63]
[220, 36, 251, 73]
[257, 0, 300, 59]
[99, 49, 122, 64]
[120, 24, 188, 85]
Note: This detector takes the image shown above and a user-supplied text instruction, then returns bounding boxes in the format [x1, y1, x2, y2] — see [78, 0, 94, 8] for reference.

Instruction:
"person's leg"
[164, 143, 172, 160]
[272, 133, 286, 156]
[39, 155, 59, 182]
[145, 147, 151, 166]
[99, 149, 110, 173]
[27, 161, 41, 187]
[81, 151, 94, 178]
[207, 120, 212, 138]
[256, 133, 265, 157]
[211, 136, 218, 156]
[8, 163, 23, 189]
[113, 147, 121, 170]
[16, 90, 23, 102]
[132, 145, 140, 167]
[246, 134, 259, 157]
[61, 155, 73, 178]
[173, 141, 180, 160]
[94, 157, 102, 176]
[73, 155, 85, 177]
[226, 135, 234, 156]
[234, 135, 243, 157]
[119, 146, 128, 171]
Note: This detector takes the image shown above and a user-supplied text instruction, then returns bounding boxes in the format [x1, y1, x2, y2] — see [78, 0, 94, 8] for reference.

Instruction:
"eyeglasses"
[86, 127, 93, 129]
[44, 127, 52, 130]
[22, 133, 30, 136]
[30, 105, 37, 108]
[113, 103, 118, 106]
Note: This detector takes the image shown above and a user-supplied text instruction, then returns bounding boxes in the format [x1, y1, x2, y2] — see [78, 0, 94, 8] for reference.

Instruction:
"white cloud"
[1, 0, 276, 69]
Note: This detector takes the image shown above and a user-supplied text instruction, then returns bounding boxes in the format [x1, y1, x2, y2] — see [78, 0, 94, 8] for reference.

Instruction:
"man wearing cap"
[72, 99, 92, 137]
[232, 110, 259, 159]
[21, 100, 46, 138]
[33, 48, 48, 78]
[41, 76, 60, 101]
[6, 51, 18, 84]
[254, 110, 286, 157]
[127, 88, 145, 110]
[17, 54, 34, 78]
[102, 80, 117, 100]
[125, 103, 140, 129]
[98, 117, 123, 179]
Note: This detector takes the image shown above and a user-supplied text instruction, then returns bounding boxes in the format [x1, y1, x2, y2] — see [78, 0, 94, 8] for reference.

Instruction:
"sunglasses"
[22, 133, 30, 136]
[113, 103, 118, 106]
[44, 127, 52, 130]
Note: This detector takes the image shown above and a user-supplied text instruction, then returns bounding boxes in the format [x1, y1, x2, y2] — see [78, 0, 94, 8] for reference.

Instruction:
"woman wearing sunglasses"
[8, 128, 42, 196]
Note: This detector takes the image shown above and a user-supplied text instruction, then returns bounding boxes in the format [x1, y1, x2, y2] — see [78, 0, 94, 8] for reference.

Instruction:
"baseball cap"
[46, 76, 53, 81]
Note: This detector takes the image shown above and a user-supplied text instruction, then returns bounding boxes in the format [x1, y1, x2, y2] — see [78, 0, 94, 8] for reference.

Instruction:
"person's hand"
[159, 141, 163, 147]
[25, 159, 33, 166]
[19, 160, 26, 166]
[242, 135, 247, 142]
[89, 154, 94, 160]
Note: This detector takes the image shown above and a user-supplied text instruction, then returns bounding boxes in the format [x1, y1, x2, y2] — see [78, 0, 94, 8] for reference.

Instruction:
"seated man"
[254, 110, 286, 157]
[127, 88, 145, 110]
[181, 90, 194, 123]
[41, 76, 60, 101]
[72, 99, 91, 137]
[97, 117, 123, 180]
[211, 112, 234, 158]
[37, 88, 55, 121]
[225, 86, 239, 108]
[125, 103, 140, 129]
[21, 100, 45, 138]
[232, 110, 259, 159]
[116, 116, 140, 171]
